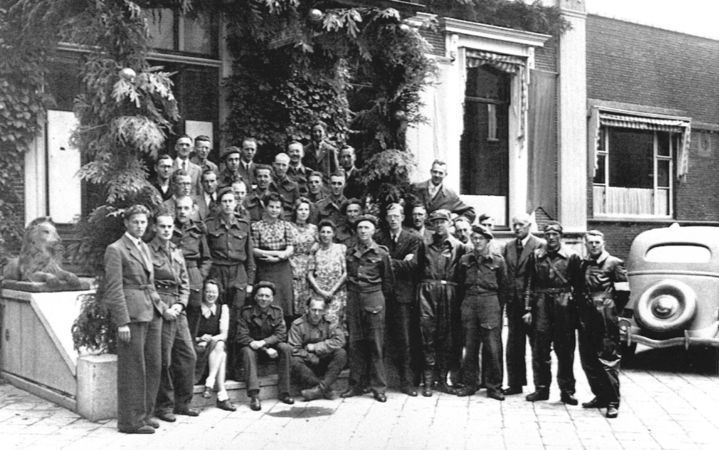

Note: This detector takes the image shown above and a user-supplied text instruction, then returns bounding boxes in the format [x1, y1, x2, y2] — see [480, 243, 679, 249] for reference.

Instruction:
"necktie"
[517, 240, 523, 253]
[138, 241, 152, 270]
[182, 160, 187, 171]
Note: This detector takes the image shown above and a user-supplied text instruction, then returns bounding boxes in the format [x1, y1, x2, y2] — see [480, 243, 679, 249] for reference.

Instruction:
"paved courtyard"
[2, 346, 719, 449]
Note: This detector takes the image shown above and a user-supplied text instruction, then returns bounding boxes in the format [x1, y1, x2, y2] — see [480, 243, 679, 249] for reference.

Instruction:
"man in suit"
[374, 203, 422, 396]
[195, 169, 219, 221]
[339, 146, 363, 199]
[151, 154, 174, 202]
[104, 205, 171, 434]
[237, 138, 258, 189]
[162, 170, 199, 221]
[412, 160, 476, 223]
[191, 135, 218, 175]
[304, 122, 339, 180]
[502, 213, 544, 395]
[173, 135, 202, 195]
[410, 204, 433, 244]
[150, 210, 199, 422]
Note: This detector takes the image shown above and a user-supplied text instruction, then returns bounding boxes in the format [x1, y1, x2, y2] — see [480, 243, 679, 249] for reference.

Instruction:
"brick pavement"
[2, 347, 719, 449]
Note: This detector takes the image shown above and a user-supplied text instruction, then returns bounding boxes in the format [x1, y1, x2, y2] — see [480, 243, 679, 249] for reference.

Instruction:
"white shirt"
[428, 182, 441, 200]
[175, 157, 189, 172]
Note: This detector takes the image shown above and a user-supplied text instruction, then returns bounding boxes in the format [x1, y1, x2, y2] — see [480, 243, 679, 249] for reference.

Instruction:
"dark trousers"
[156, 314, 197, 413]
[418, 282, 460, 379]
[240, 343, 291, 395]
[461, 297, 503, 392]
[389, 301, 415, 387]
[532, 292, 576, 394]
[506, 297, 532, 388]
[291, 348, 348, 390]
[186, 266, 203, 339]
[578, 297, 621, 406]
[116, 315, 162, 432]
[346, 290, 387, 393]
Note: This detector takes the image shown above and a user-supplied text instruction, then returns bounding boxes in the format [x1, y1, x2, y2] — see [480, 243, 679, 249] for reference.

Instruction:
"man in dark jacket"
[288, 298, 347, 402]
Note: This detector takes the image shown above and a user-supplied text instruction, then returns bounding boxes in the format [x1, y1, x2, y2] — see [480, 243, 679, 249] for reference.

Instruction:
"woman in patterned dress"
[307, 219, 347, 325]
[251, 193, 297, 316]
[290, 197, 318, 317]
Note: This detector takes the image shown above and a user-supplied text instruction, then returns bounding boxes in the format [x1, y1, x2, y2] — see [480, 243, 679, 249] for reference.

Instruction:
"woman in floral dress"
[251, 193, 297, 316]
[307, 219, 347, 325]
[290, 197, 317, 316]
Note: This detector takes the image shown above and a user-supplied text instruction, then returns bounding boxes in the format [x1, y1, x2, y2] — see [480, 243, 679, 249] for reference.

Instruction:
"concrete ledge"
[76, 354, 117, 421]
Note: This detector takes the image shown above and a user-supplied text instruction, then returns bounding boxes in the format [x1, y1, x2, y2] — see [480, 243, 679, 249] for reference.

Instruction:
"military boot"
[422, 370, 434, 397]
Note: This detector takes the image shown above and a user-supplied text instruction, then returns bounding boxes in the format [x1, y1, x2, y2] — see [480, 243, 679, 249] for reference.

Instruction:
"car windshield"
[645, 244, 711, 263]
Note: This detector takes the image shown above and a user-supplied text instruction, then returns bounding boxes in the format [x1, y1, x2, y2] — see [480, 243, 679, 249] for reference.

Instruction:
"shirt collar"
[588, 250, 609, 265]
[124, 232, 143, 247]
[201, 303, 217, 318]
[520, 235, 531, 247]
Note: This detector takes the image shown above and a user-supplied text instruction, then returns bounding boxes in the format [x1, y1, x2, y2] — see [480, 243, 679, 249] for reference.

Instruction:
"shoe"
[582, 397, 608, 409]
[341, 387, 364, 398]
[526, 389, 549, 402]
[144, 417, 160, 429]
[605, 405, 619, 418]
[156, 410, 176, 422]
[216, 399, 237, 412]
[455, 386, 477, 397]
[502, 386, 523, 395]
[202, 386, 213, 399]
[279, 393, 295, 405]
[323, 388, 338, 400]
[487, 390, 505, 401]
[119, 425, 155, 434]
[174, 406, 200, 417]
[401, 385, 418, 397]
[249, 396, 261, 411]
[560, 392, 578, 406]
[435, 382, 457, 395]
[301, 386, 323, 402]
[373, 391, 387, 403]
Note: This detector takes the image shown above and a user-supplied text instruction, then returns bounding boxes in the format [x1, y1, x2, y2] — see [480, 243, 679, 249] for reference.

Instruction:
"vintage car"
[620, 224, 719, 357]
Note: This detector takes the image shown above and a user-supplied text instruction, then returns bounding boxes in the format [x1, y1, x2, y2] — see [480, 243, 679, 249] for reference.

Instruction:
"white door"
[46, 110, 82, 224]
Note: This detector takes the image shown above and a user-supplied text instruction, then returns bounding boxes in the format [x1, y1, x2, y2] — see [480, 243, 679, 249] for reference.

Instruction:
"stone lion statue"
[3, 217, 87, 290]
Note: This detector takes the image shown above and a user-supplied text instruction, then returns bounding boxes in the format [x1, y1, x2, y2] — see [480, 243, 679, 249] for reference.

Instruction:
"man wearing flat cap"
[341, 215, 395, 402]
[415, 209, 472, 397]
[523, 221, 582, 405]
[455, 225, 509, 400]
[217, 146, 244, 191]
[237, 281, 294, 410]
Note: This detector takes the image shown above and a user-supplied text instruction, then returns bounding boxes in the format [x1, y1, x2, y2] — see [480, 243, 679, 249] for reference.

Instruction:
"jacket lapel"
[123, 235, 151, 274]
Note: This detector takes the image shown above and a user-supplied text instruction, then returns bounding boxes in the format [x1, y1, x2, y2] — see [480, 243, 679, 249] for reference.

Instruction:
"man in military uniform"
[288, 298, 347, 402]
[341, 215, 394, 402]
[502, 213, 544, 395]
[171, 196, 212, 338]
[244, 164, 273, 221]
[271, 152, 301, 216]
[306, 171, 327, 203]
[416, 209, 472, 397]
[217, 146, 244, 191]
[236, 281, 295, 411]
[335, 198, 362, 246]
[523, 221, 581, 405]
[577, 230, 627, 419]
[150, 210, 199, 421]
[205, 187, 256, 379]
[311, 171, 347, 226]
[455, 225, 508, 400]
[374, 203, 422, 396]
[191, 135, 218, 175]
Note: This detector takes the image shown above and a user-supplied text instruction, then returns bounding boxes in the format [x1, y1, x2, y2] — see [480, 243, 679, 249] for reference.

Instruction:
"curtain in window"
[587, 109, 691, 180]
[466, 50, 528, 141]
[528, 69, 557, 218]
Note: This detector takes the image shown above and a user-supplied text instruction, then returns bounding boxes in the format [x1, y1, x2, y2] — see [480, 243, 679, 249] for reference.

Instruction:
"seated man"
[236, 281, 294, 411]
[288, 299, 347, 402]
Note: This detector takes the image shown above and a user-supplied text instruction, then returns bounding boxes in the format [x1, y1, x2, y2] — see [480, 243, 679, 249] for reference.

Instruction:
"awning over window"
[466, 50, 528, 141]
[588, 109, 692, 181]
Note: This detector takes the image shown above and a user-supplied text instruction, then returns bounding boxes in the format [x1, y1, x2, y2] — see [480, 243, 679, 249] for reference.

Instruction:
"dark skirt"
[256, 259, 294, 316]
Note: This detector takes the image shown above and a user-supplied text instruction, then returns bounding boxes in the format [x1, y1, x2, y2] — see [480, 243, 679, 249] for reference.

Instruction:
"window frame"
[593, 126, 675, 219]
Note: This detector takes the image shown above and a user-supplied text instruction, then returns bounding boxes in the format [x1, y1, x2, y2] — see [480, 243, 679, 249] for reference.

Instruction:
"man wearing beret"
[217, 146, 244, 191]
[577, 230, 627, 418]
[341, 215, 395, 402]
[455, 225, 509, 400]
[523, 221, 582, 405]
[237, 281, 294, 410]
[415, 209, 472, 397]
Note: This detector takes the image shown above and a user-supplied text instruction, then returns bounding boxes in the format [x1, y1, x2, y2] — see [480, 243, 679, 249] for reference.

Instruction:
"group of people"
[104, 126, 627, 434]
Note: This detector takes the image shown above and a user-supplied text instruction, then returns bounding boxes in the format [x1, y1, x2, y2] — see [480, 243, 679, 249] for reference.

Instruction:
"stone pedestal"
[76, 354, 117, 421]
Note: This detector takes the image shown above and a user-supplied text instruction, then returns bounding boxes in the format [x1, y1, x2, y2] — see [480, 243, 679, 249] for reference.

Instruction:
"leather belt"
[421, 279, 457, 286]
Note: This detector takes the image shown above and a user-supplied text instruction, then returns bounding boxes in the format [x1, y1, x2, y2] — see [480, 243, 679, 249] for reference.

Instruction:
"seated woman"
[194, 279, 236, 411]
